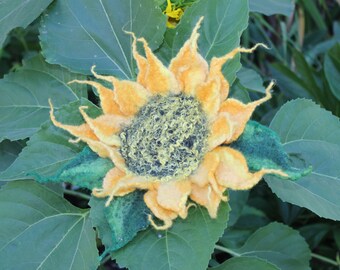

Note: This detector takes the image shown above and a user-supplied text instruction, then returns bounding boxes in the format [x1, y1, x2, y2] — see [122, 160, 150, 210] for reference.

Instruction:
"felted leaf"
[113, 203, 230, 270]
[267, 99, 340, 221]
[0, 180, 99, 270]
[0, 0, 52, 47]
[0, 99, 100, 182]
[159, 0, 248, 83]
[33, 146, 113, 190]
[90, 191, 150, 254]
[0, 54, 86, 142]
[230, 121, 311, 180]
[39, 0, 166, 78]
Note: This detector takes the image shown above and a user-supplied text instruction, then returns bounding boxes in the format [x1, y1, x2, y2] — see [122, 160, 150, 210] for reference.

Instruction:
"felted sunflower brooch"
[48, 18, 306, 230]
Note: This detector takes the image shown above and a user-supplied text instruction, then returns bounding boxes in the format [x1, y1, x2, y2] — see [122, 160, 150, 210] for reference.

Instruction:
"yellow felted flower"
[49, 17, 287, 230]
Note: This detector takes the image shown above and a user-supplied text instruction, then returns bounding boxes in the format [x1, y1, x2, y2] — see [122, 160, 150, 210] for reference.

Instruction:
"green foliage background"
[0, 0, 339, 270]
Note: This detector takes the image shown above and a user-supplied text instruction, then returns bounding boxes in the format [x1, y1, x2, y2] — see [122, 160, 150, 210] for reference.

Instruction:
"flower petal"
[79, 106, 130, 146]
[156, 180, 191, 218]
[207, 112, 233, 151]
[208, 43, 268, 101]
[68, 79, 123, 116]
[190, 184, 224, 218]
[219, 82, 273, 143]
[214, 146, 288, 190]
[144, 190, 177, 230]
[126, 31, 179, 95]
[169, 17, 208, 95]
[90, 66, 150, 116]
[195, 78, 221, 119]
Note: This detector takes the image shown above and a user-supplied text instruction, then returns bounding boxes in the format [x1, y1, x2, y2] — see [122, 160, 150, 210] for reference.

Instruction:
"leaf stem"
[311, 253, 339, 267]
[63, 189, 91, 201]
[215, 245, 241, 257]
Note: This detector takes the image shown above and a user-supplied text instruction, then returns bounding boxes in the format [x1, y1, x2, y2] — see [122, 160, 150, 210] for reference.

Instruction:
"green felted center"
[119, 94, 208, 180]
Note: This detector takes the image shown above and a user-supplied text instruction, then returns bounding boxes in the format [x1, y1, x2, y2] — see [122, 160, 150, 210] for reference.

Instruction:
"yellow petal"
[79, 106, 130, 146]
[144, 190, 177, 230]
[90, 66, 150, 116]
[126, 31, 179, 95]
[195, 78, 221, 119]
[219, 81, 273, 143]
[214, 146, 288, 190]
[169, 17, 208, 95]
[156, 180, 191, 218]
[207, 112, 233, 151]
[190, 184, 224, 218]
[68, 79, 124, 116]
[208, 43, 268, 101]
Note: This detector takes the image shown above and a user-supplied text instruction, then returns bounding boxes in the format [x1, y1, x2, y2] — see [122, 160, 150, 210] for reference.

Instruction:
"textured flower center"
[119, 94, 208, 180]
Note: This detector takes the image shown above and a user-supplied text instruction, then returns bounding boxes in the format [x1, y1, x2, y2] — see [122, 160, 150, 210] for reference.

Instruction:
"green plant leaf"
[230, 121, 311, 180]
[233, 222, 311, 270]
[0, 54, 86, 142]
[33, 146, 113, 190]
[0, 180, 98, 270]
[270, 99, 340, 146]
[163, 0, 248, 84]
[0, 0, 53, 47]
[210, 257, 279, 270]
[228, 190, 249, 227]
[249, 0, 294, 17]
[113, 202, 230, 270]
[89, 191, 150, 253]
[324, 43, 340, 100]
[237, 67, 265, 93]
[0, 99, 100, 182]
[267, 99, 340, 220]
[40, 0, 166, 78]
[0, 139, 25, 172]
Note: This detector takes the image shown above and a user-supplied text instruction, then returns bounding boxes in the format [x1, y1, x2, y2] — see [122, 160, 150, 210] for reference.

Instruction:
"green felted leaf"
[159, 0, 248, 84]
[113, 202, 230, 270]
[39, 0, 166, 78]
[33, 146, 113, 190]
[230, 121, 311, 180]
[267, 99, 340, 221]
[89, 191, 150, 253]
[210, 257, 279, 270]
[0, 0, 52, 47]
[0, 99, 100, 182]
[249, 0, 294, 16]
[0, 180, 99, 270]
[231, 222, 311, 270]
[0, 54, 87, 142]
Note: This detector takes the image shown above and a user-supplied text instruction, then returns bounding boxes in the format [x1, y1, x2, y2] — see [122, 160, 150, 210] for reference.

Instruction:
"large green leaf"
[0, 140, 25, 172]
[324, 43, 340, 100]
[89, 191, 150, 253]
[236, 67, 265, 93]
[0, 0, 52, 47]
[113, 203, 230, 270]
[267, 99, 340, 220]
[0, 54, 86, 142]
[233, 222, 311, 270]
[40, 0, 166, 78]
[249, 0, 294, 16]
[0, 99, 100, 182]
[211, 257, 279, 270]
[160, 0, 249, 84]
[0, 180, 98, 270]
